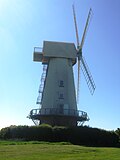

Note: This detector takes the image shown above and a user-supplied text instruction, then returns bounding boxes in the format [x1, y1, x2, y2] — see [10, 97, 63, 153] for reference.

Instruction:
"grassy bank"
[0, 141, 120, 160]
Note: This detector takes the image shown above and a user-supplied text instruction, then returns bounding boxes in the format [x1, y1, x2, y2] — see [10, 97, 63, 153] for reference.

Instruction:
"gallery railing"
[28, 108, 89, 121]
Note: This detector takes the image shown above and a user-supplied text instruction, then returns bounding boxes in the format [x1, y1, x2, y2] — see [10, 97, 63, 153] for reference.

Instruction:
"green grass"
[0, 141, 119, 160]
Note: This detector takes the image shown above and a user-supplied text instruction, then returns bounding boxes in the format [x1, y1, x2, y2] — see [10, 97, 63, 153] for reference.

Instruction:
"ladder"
[36, 65, 48, 105]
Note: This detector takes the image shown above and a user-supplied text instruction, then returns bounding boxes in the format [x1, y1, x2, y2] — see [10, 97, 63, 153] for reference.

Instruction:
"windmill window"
[59, 93, 64, 99]
[59, 80, 64, 87]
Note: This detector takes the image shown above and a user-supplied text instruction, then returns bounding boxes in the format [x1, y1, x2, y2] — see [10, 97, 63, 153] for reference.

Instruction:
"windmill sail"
[80, 8, 92, 50]
[73, 5, 95, 96]
[80, 56, 96, 95]
[72, 4, 80, 48]
[72, 4, 81, 104]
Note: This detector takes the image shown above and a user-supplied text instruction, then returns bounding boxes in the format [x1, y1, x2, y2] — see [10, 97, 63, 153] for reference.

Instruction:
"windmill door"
[59, 104, 64, 114]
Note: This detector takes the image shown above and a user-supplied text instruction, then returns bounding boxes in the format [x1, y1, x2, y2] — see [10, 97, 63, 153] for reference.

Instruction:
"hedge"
[0, 125, 119, 147]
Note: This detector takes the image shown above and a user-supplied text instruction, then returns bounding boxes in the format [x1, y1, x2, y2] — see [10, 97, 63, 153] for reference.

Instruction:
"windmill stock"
[28, 4, 96, 126]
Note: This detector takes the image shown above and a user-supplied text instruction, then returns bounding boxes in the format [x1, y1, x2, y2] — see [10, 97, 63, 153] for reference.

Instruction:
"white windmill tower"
[28, 5, 95, 126]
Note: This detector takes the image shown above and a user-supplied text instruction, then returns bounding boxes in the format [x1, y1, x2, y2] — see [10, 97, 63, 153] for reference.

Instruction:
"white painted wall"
[41, 57, 77, 111]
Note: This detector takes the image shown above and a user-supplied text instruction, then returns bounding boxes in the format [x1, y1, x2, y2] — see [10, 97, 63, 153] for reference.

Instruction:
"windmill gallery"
[28, 5, 96, 126]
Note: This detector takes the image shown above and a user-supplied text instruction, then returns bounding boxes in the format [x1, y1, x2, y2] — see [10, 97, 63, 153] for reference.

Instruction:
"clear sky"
[0, 0, 120, 130]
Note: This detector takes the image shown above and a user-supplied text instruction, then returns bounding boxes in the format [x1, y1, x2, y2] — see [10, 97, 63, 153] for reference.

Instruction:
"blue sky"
[0, 0, 120, 130]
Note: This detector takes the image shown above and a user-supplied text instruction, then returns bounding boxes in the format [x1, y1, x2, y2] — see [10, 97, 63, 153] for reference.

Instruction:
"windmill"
[28, 5, 95, 126]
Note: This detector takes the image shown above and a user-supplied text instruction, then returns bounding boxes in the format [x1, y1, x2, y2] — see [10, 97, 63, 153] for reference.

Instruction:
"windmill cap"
[43, 41, 77, 59]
